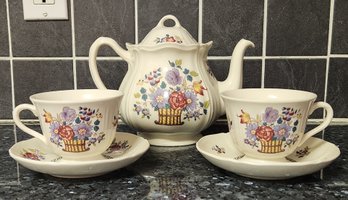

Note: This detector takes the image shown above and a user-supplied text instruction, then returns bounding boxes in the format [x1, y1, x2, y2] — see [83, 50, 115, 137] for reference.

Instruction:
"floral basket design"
[238, 107, 301, 154]
[43, 107, 113, 153]
[133, 59, 210, 126]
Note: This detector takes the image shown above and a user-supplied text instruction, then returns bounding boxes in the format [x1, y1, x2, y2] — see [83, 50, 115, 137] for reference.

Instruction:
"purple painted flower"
[245, 123, 258, 140]
[49, 121, 60, 143]
[49, 121, 60, 135]
[60, 107, 76, 123]
[73, 123, 92, 140]
[184, 91, 197, 111]
[149, 88, 168, 109]
[273, 123, 291, 140]
[262, 107, 279, 123]
[165, 68, 182, 86]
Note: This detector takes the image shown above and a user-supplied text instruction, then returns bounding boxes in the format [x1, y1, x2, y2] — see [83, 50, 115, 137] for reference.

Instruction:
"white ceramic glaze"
[88, 15, 254, 146]
[9, 132, 149, 178]
[221, 88, 333, 160]
[13, 89, 123, 160]
[196, 133, 340, 180]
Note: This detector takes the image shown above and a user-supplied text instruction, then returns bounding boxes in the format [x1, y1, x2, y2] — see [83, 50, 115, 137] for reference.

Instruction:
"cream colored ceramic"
[196, 133, 340, 180]
[89, 15, 254, 146]
[13, 89, 123, 160]
[221, 88, 333, 160]
[9, 132, 149, 178]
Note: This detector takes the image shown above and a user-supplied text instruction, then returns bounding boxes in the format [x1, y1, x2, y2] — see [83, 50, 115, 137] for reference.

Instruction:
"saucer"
[196, 133, 340, 180]
[9, 132, 149, 178]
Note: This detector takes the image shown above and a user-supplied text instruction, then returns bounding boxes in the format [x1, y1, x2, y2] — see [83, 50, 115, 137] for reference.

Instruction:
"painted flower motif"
[262, 107, 279, 123]
[58, 125, 74, 140]
[134, 105, 142, 114]
[168, 91, 187, 110]
[273, 123, 291, 140]
[49, 121, 60, 135]
[73, 123, 92, 140]
[184, 91, 197, 111]
[133, 59, 209, 124]
[142, 108, 151, 117]
[238, 109, 251, 124]
[255, 125, 274, 142]
[165, 68, 182, 86]
[149, 88, 168, 109]
[60, 107, 76, 123]
[22, 151, 44, 161]
[245, 123, 258, 140]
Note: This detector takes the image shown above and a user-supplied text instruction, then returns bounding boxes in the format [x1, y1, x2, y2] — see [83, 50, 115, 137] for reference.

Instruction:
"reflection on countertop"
[0, 124, 347, 199]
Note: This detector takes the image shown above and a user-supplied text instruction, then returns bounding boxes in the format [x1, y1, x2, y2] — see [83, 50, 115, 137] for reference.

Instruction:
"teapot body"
[88, 15, 255, 146]
[119, 44, 222, 145]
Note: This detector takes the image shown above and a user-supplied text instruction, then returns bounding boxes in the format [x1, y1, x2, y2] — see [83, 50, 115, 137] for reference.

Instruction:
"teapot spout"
[218, 39, 255, 93]
[216, 39, 254, 116]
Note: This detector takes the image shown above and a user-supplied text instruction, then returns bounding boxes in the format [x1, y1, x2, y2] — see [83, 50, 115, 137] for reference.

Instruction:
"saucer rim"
[196, 132, 341, 166]
[9, 132, 150, 166]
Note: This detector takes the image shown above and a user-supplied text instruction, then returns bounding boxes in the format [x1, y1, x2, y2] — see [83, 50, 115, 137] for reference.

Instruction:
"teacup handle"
[298, 102, 333, 146]
[13, 104, 48, 145]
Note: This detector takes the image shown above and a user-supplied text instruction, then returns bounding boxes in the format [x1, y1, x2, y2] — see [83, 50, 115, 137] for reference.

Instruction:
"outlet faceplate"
[22, 0, 68, 20]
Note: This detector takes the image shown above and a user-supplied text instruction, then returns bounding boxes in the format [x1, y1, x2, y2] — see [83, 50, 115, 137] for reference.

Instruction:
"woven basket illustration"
[258, 140, 284, 153]
[63, 139, 89, 152]
[155, 108, 184, 125]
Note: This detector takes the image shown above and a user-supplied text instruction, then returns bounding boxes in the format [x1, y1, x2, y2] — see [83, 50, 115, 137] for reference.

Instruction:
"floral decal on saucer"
[21, 149, 45, 161]
[43, 107, 107, 153]
[133, 59, 210, 126]
[212, 145, 225, 154]
[155, 34, 183, 44]
[102, 139, 131, 159]
[238, 107, 302, 154]
[286, 146, 311, 162]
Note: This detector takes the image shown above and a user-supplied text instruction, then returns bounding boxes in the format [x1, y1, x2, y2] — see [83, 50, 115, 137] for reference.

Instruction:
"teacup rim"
[221, 88, 317, 103]
[29, 89, 123, 104]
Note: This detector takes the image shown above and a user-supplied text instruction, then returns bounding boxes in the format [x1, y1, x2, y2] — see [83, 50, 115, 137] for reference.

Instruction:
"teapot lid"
[139, 15, 198, 45]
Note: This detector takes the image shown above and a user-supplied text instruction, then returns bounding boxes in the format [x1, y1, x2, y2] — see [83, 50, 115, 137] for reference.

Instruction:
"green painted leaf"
[140, 87, 146, 94]
[75, 117, 81, 124]
[175, 59, 182, 66]
[190, 71, 199, 77]
[94, 126, 99, 132]
[203, 101, 210, 109]
[94, 119, 100, 125]
[187, 75, 193, 82]
[160, 82, 166, 89]
[142, 94, 148, 101]
[134, 92, 141, 98]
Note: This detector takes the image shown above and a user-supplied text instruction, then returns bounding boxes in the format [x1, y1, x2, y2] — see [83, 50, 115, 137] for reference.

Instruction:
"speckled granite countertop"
[0, 124, 347, 199]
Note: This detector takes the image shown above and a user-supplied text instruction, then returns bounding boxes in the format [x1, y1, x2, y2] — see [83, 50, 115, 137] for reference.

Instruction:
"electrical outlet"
[22, 0, 68, 20]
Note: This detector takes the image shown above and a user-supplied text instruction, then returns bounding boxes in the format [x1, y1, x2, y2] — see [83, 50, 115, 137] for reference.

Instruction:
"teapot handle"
[88, 37, 131, 89]
[156, 15, 182, 28]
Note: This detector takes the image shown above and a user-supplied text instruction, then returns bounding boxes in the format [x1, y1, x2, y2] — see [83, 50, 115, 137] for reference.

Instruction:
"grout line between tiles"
[71, 0, 77, 89]
[325, 0, 335, 105]
[198, 0, 203, 43]
[3, 54, 348, 61]
[261, 0, 268, 88]
[5, 0, 19, 184]
[135, 0, 138, 44]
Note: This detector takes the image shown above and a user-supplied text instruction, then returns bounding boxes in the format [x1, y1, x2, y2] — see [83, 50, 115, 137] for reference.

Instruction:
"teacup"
[13, 89, 123, 160]
[221, 88, 333, 160]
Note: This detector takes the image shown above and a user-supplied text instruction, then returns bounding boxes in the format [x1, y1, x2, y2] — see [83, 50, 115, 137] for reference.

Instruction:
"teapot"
[89, 15, 254, 146]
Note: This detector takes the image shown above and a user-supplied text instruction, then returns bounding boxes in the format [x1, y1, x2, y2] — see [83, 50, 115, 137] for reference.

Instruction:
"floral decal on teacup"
[133, 59, 210, 126]
[238, 107, 302, 154]
[43, 107, 107, 153]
